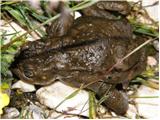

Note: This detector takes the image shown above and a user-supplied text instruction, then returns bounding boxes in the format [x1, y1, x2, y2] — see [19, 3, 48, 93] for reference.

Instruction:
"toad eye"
[24, 70, 34, 78]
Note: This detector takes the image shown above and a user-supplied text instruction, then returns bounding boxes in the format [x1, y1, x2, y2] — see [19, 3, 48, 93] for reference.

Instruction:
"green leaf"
[40, 1, 52, 18]
[134, 28, 158, 37]
[0, 82, 10, 90]
[17, 5, 32, 29]
[72, 0, 97, 11]
[89, 91, 96, 119]
[65, 89, 80, 100]
[3, 6, 27, 26]
[31, 12, 48, 22]
[2, 54, 14, 63]
[131, 77, 159, 89]
[97, 95, 109, 106]
[1, 1, 18, 5]
[142, 66, 156, 77]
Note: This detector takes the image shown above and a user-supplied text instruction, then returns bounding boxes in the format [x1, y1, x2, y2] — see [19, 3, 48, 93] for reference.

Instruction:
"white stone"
[135, 85, 159, 118]
[2, 107, 20, 119]
[126, 104, 137, 119]
[147, 56, 157, 66]
[96, 105, 112, 119]
[11, 80, 36, 92]
[0, 21, 35, 44]
[28, 104, 45, 119]
[36, 81, 89, 117]
[153, 40, 159, 51]
[142, 0, 159, 21]
[48, 110, 81, 119]
[74, 12, 81, 19]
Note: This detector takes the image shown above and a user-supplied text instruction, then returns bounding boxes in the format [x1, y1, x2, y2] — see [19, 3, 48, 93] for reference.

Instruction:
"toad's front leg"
[96, 82, 128, 115]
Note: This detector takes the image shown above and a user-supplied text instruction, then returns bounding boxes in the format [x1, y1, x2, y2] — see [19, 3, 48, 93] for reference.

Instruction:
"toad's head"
[10, 53, 60, 85]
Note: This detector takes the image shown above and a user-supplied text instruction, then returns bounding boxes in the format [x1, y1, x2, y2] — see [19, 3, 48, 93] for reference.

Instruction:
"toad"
[11, 1, 147, 115]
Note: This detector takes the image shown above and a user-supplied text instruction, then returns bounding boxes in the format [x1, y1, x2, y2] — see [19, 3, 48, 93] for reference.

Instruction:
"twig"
[129, 95, 159, 98]
[143, 1, 159, 8]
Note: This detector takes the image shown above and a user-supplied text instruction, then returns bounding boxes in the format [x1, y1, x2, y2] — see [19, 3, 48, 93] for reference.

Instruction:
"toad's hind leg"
[96, 82, 128, 115]
[101, 89, 128, 115]
[62, 73, 128, 115]
[81, 1, 131, 19]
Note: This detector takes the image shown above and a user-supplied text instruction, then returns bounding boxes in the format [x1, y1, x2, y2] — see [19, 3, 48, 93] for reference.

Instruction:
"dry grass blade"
[129, 95, 159, 98]
[142, 80, 159, 89]
[132, 77, 159, 90]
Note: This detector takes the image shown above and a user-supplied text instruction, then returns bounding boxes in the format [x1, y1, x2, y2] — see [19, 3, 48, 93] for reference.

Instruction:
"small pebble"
[12, 80, 36, 92]
[135, 85, 159, 118]
[36, 81, 89, 117]
[126, 104, 137, 119]
[142, 0, 159, 21]
[17, 104, 45, 119]
[96, 105, 112, 119]
[147, 56, 157, 66]
[97, 105, 107, 114]
[48, 110, 81, 119]
[153, 40, 159, 51]
[2, 107, 19, 119]
[28, 104, 45, 119]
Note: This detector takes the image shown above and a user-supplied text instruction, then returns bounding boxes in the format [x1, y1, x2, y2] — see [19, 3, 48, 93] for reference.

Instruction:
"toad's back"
[52, 16, 135, 70]
[42, 17, 134, 72]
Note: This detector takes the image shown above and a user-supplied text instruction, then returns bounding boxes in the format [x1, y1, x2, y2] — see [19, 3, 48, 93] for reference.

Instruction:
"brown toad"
[11, 1, 147, 115]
